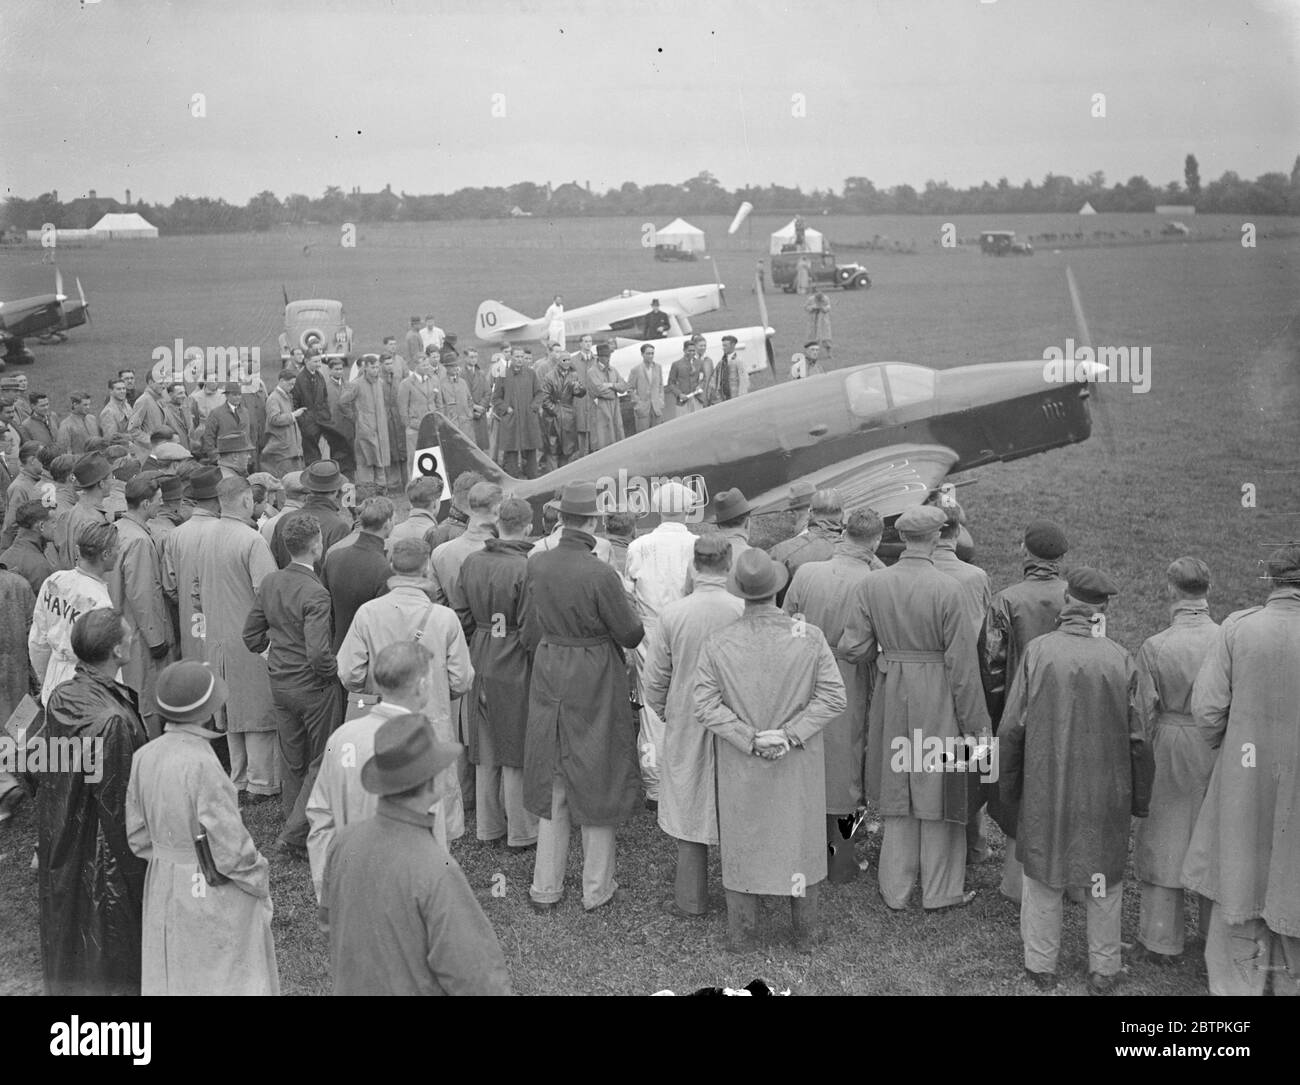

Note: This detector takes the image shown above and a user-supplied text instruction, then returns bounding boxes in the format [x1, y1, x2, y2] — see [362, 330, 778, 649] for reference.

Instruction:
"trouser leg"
[791, 880, 821, 948]
[965, 801, 990, 862]
[523, 450, 539, 479]
[725, 890, 760, 950]
[827, 813, 859, 884]
[1021, 875, 1064, 975]
[878, 814, 921, 909]
[673, 839, 709, 915]
[1205, 907, 1268, 996]
[579, 822, 617, 910]
[530, 776, 571, 904]
[502, 451, 520, 478]
[243, 730, 279, 795]
[1000, 840, 1024, 902]
[636, 705, 663, 800]
[919, 818, 968, 909]
[1138, 881, 1186, 955]
[228, 732, 251, 792]
[405, 428, 420, 476]
[1086, 880, 1124, 976]
[276, 683, 341, 849]
[502, 766, 538, 846]
[475, 762, 506, 841]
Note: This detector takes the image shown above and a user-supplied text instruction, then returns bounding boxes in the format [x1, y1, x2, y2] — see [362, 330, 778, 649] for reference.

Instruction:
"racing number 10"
[479, 310, 498, 329]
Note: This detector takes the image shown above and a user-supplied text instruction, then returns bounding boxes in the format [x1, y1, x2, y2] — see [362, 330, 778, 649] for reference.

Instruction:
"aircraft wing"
[745, 442, 959, 520]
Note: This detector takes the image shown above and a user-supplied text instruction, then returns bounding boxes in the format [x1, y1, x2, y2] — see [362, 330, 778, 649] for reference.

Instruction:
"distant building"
[1155, 204, 1196, 215]
[1078, 201, 1097, 215]
[89, 212, 159, 239]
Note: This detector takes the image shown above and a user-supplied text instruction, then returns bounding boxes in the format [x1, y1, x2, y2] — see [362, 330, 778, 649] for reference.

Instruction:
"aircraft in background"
[474, 283, 724, 344]
[0, 269, 90, 369]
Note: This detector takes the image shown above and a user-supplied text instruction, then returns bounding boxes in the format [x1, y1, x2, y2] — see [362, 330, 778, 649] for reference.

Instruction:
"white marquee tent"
[655, 217, 706, 254]
[89, 212, 159, 239]
[769, 218, 824, 254]
[1078, 201, 1097, 215]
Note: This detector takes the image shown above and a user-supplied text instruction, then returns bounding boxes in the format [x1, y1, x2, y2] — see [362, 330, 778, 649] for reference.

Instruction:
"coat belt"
[1154, 710, 1196, 727]
[879, 649, 946, 663]
[540, 635, 608, 647]
[151, 843, 198, 864]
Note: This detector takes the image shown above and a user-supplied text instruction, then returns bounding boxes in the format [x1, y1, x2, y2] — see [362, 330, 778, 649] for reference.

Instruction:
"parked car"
[979, 230, 1034, 256]
[654, 243, 699, 261]
[279, 298, 353, 358]
[770, 251, 871, 292]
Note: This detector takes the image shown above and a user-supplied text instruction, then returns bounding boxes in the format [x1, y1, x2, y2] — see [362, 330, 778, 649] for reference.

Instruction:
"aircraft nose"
[942, 358, 1064, 408]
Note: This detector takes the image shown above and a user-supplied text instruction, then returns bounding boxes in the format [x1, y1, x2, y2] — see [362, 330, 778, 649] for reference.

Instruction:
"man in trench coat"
[492, 351, 544, 479]
[522, 481, 644, 913]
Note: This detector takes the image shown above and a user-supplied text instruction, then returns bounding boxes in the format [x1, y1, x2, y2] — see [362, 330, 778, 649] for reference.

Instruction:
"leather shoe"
[266, 840, 308, 862]
[1024, 969, 1057, 991]
[926, 890, 977, 914]
[1088, 970, 1126, 995]
[660, 897, 705, 920]
[529, 897, 561, 914]
[1129, 942, 1181, 967]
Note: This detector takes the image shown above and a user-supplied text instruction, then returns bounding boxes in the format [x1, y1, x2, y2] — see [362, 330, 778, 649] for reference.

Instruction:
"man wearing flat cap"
[978, 518, 1070, 902]
[320, 712, 510, 995]
[839, 503, 991, 914]
[522, 480, 645, 913]
[783, 506, 886, 883]
[128, 660, 279, 995]
[146, 473, 189, 544]
[54, 453, 112, 570]
[694, 548, 847, 951]
[642, 531, 744, 918]
[1000, 567, 1152, 994]
[1181, 543, 1300, 995]
[769, 488, 843, 606]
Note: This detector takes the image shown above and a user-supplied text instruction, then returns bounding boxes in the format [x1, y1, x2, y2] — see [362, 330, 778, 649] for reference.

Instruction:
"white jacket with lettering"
[28, 567, 114, 705]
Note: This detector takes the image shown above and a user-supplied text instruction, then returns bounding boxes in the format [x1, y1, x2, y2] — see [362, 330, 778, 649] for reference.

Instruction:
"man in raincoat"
[783, 506, 884, 883]
[38, 608, 148, 995]
[492, 350, 544, 479]
[340, 355, 392, 499]
[1181, 543, 1300, 996]
[838, 504, 989, 912]
[586, 343, 628, 452]
[1000, 567, 1153, 994]
[695, 548, 846, 951]
[1130, 558, 1219, 966]
[541, 351, 588, 468]
[523, 481, 644, 913]
[642, 532, 743, 918]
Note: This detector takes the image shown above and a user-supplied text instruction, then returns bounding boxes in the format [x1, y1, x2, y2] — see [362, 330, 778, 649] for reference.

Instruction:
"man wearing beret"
[1000, 567, 1153, 993]
[522, 481, 645, 913]
[1181, 543, 1300, 995]
[978, 518, 1070, 903]
[839, 504, 991, 913]
[695, 548, 847, 950]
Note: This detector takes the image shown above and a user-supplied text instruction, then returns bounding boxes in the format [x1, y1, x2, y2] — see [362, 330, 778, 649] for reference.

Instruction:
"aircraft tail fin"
[433, 412, 511, 491]
[475, 299, 531, 337]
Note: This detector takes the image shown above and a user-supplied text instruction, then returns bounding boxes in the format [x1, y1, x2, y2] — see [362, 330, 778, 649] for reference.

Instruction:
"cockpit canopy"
[844, 364, 937, 417]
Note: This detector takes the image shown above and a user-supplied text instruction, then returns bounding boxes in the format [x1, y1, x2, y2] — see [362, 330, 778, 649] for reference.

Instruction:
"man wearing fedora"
[839, 505, 990, 915]
[38, 608, 148, 995]
[271, 460, 352, 570]
[1000, 567, 1151, 994]
[201, 383, 252, 465]
[55, 453, 112, 570]
[30, 521, 119, 706]
[127, 660, 280, 995]
[782, 506, 885, 884]
[244, 514, 342, 860]
[523, 481, 645, 913]
[320, 712, 510, 995]
[195, 477, 280, 806]
[694, 548, 847, 951]
[109, 475, 172, 737]
[215, 431, 255, 480]
[705, 488, 755, 571]
[642, 532, 744, 918]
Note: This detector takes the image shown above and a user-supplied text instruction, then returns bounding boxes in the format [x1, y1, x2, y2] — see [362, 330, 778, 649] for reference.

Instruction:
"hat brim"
[74, 467, 112, 489]
[303, 474, 342, 492]
[706, 500, 754, 523]
[360, 739, 462, 796]
[728, 559, 789, 601]
[558, 501, 599, 517]
[157, 671, 229, 727]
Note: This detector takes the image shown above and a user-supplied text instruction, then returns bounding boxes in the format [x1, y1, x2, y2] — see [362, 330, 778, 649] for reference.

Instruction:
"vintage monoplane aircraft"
[607, 325, 775, 388]
[0, 269, 90, 368]
[474, 282, 724, 345]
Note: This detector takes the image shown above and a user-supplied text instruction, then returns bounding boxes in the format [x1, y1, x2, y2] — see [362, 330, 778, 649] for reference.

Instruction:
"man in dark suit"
[293, 352, 331, 468]
[242, 512, 342, 862]
[322, 496, 394, 654]
[200, 384, 253, 464]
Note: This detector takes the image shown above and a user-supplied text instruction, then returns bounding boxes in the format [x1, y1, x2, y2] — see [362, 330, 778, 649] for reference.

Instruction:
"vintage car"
[653, 243, 699, 261]
[770, 250, 871, 292]
[979, 230, 1034, 256]
[279, 298, 353, 358]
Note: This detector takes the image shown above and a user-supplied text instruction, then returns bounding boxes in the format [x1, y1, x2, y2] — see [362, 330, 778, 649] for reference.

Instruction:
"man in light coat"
[586, 343, 627, 452]
[642, 532, 743, 918]
[628, 344, 665, 432]
[262, 368, 306, 478]
[340, 355, 391, 499]
[695, 548, 847, 951]
[492, 350, 544, 479]
[783, 506, 885, 883]
[1000, 567, 1152, 994]
[1130, 557, 1219, 967]
[397, 357, 443, 476]
[1181, 544, 1300, 996]
[838, 504, 990, 913]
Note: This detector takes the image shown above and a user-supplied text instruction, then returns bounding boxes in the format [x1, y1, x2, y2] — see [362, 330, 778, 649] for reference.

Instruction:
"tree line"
[5, 156, 1298, 235]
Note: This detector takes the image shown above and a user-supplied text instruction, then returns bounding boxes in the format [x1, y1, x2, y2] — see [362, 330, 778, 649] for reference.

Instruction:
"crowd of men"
[2, 379, 1297, 995]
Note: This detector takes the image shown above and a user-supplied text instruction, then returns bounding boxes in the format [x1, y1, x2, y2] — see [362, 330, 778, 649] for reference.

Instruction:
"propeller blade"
[755, 264, 770, 333]
[77, 278, 91, 324]
[55, 266, 65, 302]
[1066, 266, 1115, 455]
[711, 257, 726, 309]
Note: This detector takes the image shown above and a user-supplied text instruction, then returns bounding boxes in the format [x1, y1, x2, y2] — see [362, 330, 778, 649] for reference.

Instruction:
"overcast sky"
[3, 0, 1297, 204]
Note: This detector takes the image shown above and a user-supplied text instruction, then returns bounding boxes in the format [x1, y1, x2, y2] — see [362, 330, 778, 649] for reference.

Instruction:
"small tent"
[655, 217, 706, 255]
[769, 218, 824, 254]
[89, 212, 159, 239]
[1078, 201, 1097, 216]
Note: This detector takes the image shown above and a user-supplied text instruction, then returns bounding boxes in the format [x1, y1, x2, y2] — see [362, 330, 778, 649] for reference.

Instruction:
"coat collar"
[558, 527, 597, 551]
[1056, 602, 1106, 635]
[1267, 586, 1300, 607]
[353, 531, 386, 553]
[484, 536, 534, 556]
[834, 538, 882, 566]
[376, 796, 437, 830]
[1170, 598, 1210, 623]
[1022, 556, 1064, 581]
